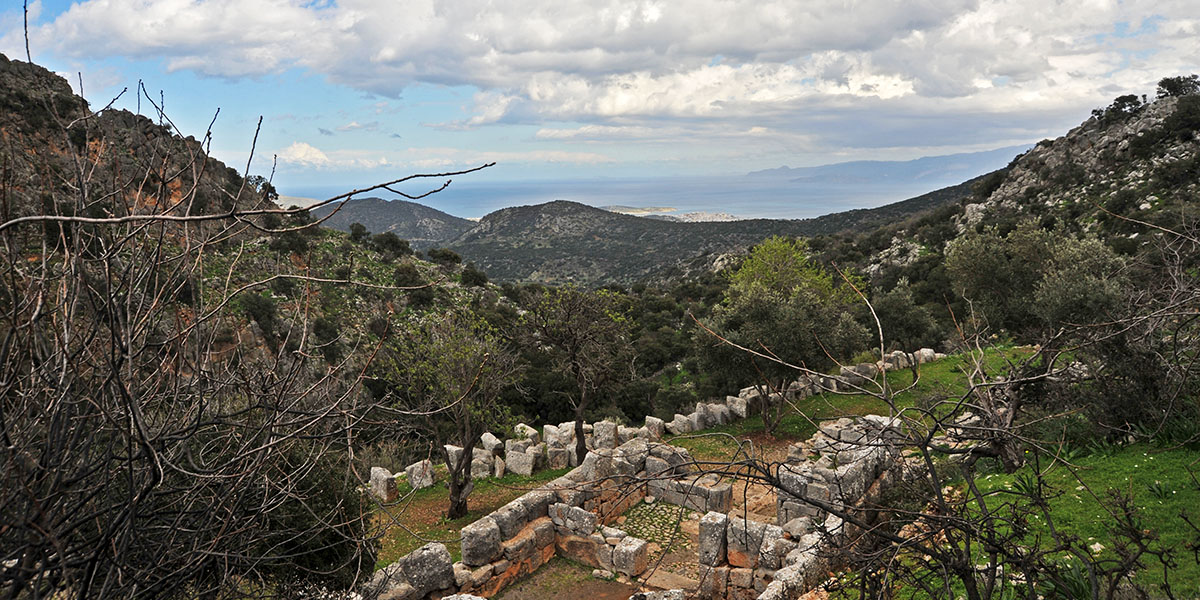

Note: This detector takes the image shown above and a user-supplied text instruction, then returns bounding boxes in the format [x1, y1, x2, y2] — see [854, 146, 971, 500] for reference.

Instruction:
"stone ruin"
[364, 349, 942, 600]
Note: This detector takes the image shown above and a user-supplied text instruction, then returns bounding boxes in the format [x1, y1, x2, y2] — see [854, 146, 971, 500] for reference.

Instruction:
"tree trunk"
[573, 404, 587, 465]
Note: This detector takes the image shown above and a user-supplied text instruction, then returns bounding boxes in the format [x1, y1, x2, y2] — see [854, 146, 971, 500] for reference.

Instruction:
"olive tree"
[522, 286, 632, 463]
[696, 236, 868, 435]
[374, 311, 520, 519]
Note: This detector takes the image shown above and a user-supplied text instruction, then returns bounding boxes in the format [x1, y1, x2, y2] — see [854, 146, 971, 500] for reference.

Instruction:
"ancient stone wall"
[365, 349, 942, 599]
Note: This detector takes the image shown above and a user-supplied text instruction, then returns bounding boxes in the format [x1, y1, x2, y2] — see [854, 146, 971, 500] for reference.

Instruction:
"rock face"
[370, 467, 398, 503]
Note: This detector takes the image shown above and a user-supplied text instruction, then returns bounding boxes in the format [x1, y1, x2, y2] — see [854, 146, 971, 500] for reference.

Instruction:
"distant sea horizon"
[285, 175, 976, 221]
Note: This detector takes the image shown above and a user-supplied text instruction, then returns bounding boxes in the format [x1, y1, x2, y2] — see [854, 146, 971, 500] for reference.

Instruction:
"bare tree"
[0, 57, 491, 599]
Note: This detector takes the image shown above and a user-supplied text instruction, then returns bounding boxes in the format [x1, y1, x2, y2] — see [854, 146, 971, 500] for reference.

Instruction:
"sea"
[286, 175, 972, 221]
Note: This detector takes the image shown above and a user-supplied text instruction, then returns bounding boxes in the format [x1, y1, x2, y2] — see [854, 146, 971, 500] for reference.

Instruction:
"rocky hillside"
[0, 54, 253, 225]
[959, 92, 1199, 242]
[311, 197, 474, 248]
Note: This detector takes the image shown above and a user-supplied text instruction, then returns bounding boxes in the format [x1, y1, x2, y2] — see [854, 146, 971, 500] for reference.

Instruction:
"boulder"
[505, 438, 532, 456]
[444, 445, 464, 468]
[471, 458, 492, 480]
[666, 414, 692, 435]
[493, 456, 506, 478]
[698, 511, 728, 566]
[369, 467, 398, 503]
[506, 450, 535, 477]
[405, 459, 434, 490]
[593, 421, 618, 449]
[725, 396, 748, 420]
[547, 446, 570, 469]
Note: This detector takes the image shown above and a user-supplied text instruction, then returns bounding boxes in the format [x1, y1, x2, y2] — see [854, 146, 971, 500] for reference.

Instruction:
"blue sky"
[2, 0, 1197, 204]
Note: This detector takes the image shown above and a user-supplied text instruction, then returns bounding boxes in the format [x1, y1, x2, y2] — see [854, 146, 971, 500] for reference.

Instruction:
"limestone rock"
[480, 431, 502, 453]
[506, 450, 535, 476]
[404, 459, 434, 490]
[612, 535, 649, 576]
[460, 517, 502, 566]
[698, 511, 728, 566]
[643, 415, 665, 439]
[514, 422, 541, 444]
[397, 543, 454, 597]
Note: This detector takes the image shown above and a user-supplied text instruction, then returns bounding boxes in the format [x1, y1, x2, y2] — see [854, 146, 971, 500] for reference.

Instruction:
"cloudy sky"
[2, 0, 1197, 200]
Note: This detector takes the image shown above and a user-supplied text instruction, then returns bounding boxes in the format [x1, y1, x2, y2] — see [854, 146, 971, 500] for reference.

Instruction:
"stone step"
[642, 569, 699, 592]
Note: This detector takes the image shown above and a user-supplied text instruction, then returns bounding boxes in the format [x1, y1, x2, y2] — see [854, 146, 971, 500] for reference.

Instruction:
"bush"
[460, 262, 488, 286]
[370, 232, 411, 259]
[427, 247, 462, 266]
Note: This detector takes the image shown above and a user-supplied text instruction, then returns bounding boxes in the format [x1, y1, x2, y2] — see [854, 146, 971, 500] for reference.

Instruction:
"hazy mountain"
[748, 146, 1028, 185]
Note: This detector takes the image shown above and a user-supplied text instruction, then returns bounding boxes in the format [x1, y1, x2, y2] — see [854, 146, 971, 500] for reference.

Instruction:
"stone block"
[493, 456, 506, 478]
[706, 403, 731, 425]
[370, 467, 398, 503]
[549, 502, 597, 536]
[490, 501, 529, 540]
[643, 415, 665, 439]
[518, 489, 556, 519]
[666, 414, 691, 435]
[505, 438, 532, 456]
[698, 511, 728, 566]
[555, 534, 601, 567]
[726, 516, 767, 569]
[471, 458, 492, 480]
[644, 455, 671, 477]
[453, 561, 472, 588]
[460, 517, 502, 566]
[397, 542, 455, 597]
[612, 536, 649, 576]
[782, 517, 812, 539]
[593, 421, 618, 449]
[405, 459, 434, 490]
[480, 432, 502, 453]
[514, 422, 541, 444]
[729, 567, 754, 589]
[688, 411, 705, 432]
[506, 450, 535, 477]
[546, 446, 570, 469]
[698, 565, 728, 599]
[501, 523, 536, 561]
[617, 425, 639, 444]
[445, 445, 464, 468]
[531, 516, 555, 548]
[726, 396, 748, 420]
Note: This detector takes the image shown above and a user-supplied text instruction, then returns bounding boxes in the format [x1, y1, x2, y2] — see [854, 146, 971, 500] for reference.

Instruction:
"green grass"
[973, 444, 1200, 596]
[375, 467, 570, 568]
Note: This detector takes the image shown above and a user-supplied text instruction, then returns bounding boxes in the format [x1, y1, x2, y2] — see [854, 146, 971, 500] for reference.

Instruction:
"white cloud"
[276, 141, 389, 169]
[18, 0, 1200, 156]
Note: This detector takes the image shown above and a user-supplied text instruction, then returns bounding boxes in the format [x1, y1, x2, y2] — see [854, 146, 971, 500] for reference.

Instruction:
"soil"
[496, 557, 638, 600]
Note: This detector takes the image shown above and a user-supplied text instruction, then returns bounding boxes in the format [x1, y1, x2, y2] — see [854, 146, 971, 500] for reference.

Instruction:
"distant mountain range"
[315, 174, 988, 285]
[748, 146, 1027, 185]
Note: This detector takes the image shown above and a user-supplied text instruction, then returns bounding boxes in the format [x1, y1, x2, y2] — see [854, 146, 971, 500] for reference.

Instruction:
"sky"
[1, 0, 1197, 208]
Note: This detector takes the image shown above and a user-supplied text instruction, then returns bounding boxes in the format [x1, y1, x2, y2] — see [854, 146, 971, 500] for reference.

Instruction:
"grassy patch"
[973, 444, 1200, 596]
[374, 467, 570, 568]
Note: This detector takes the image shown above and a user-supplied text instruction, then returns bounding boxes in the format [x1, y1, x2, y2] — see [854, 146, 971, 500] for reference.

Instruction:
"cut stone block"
[460, 517, 502, 566]
[514, 422, 541, 444]
[613, 536, 649, 576]
[643, 415, 665, 439]
[480, 432, 502, 453]
[405, 459, 434, 490]
[506, 450, 535, 476]
[370, 467, 398, 503]
[698, 511, 728, 566]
